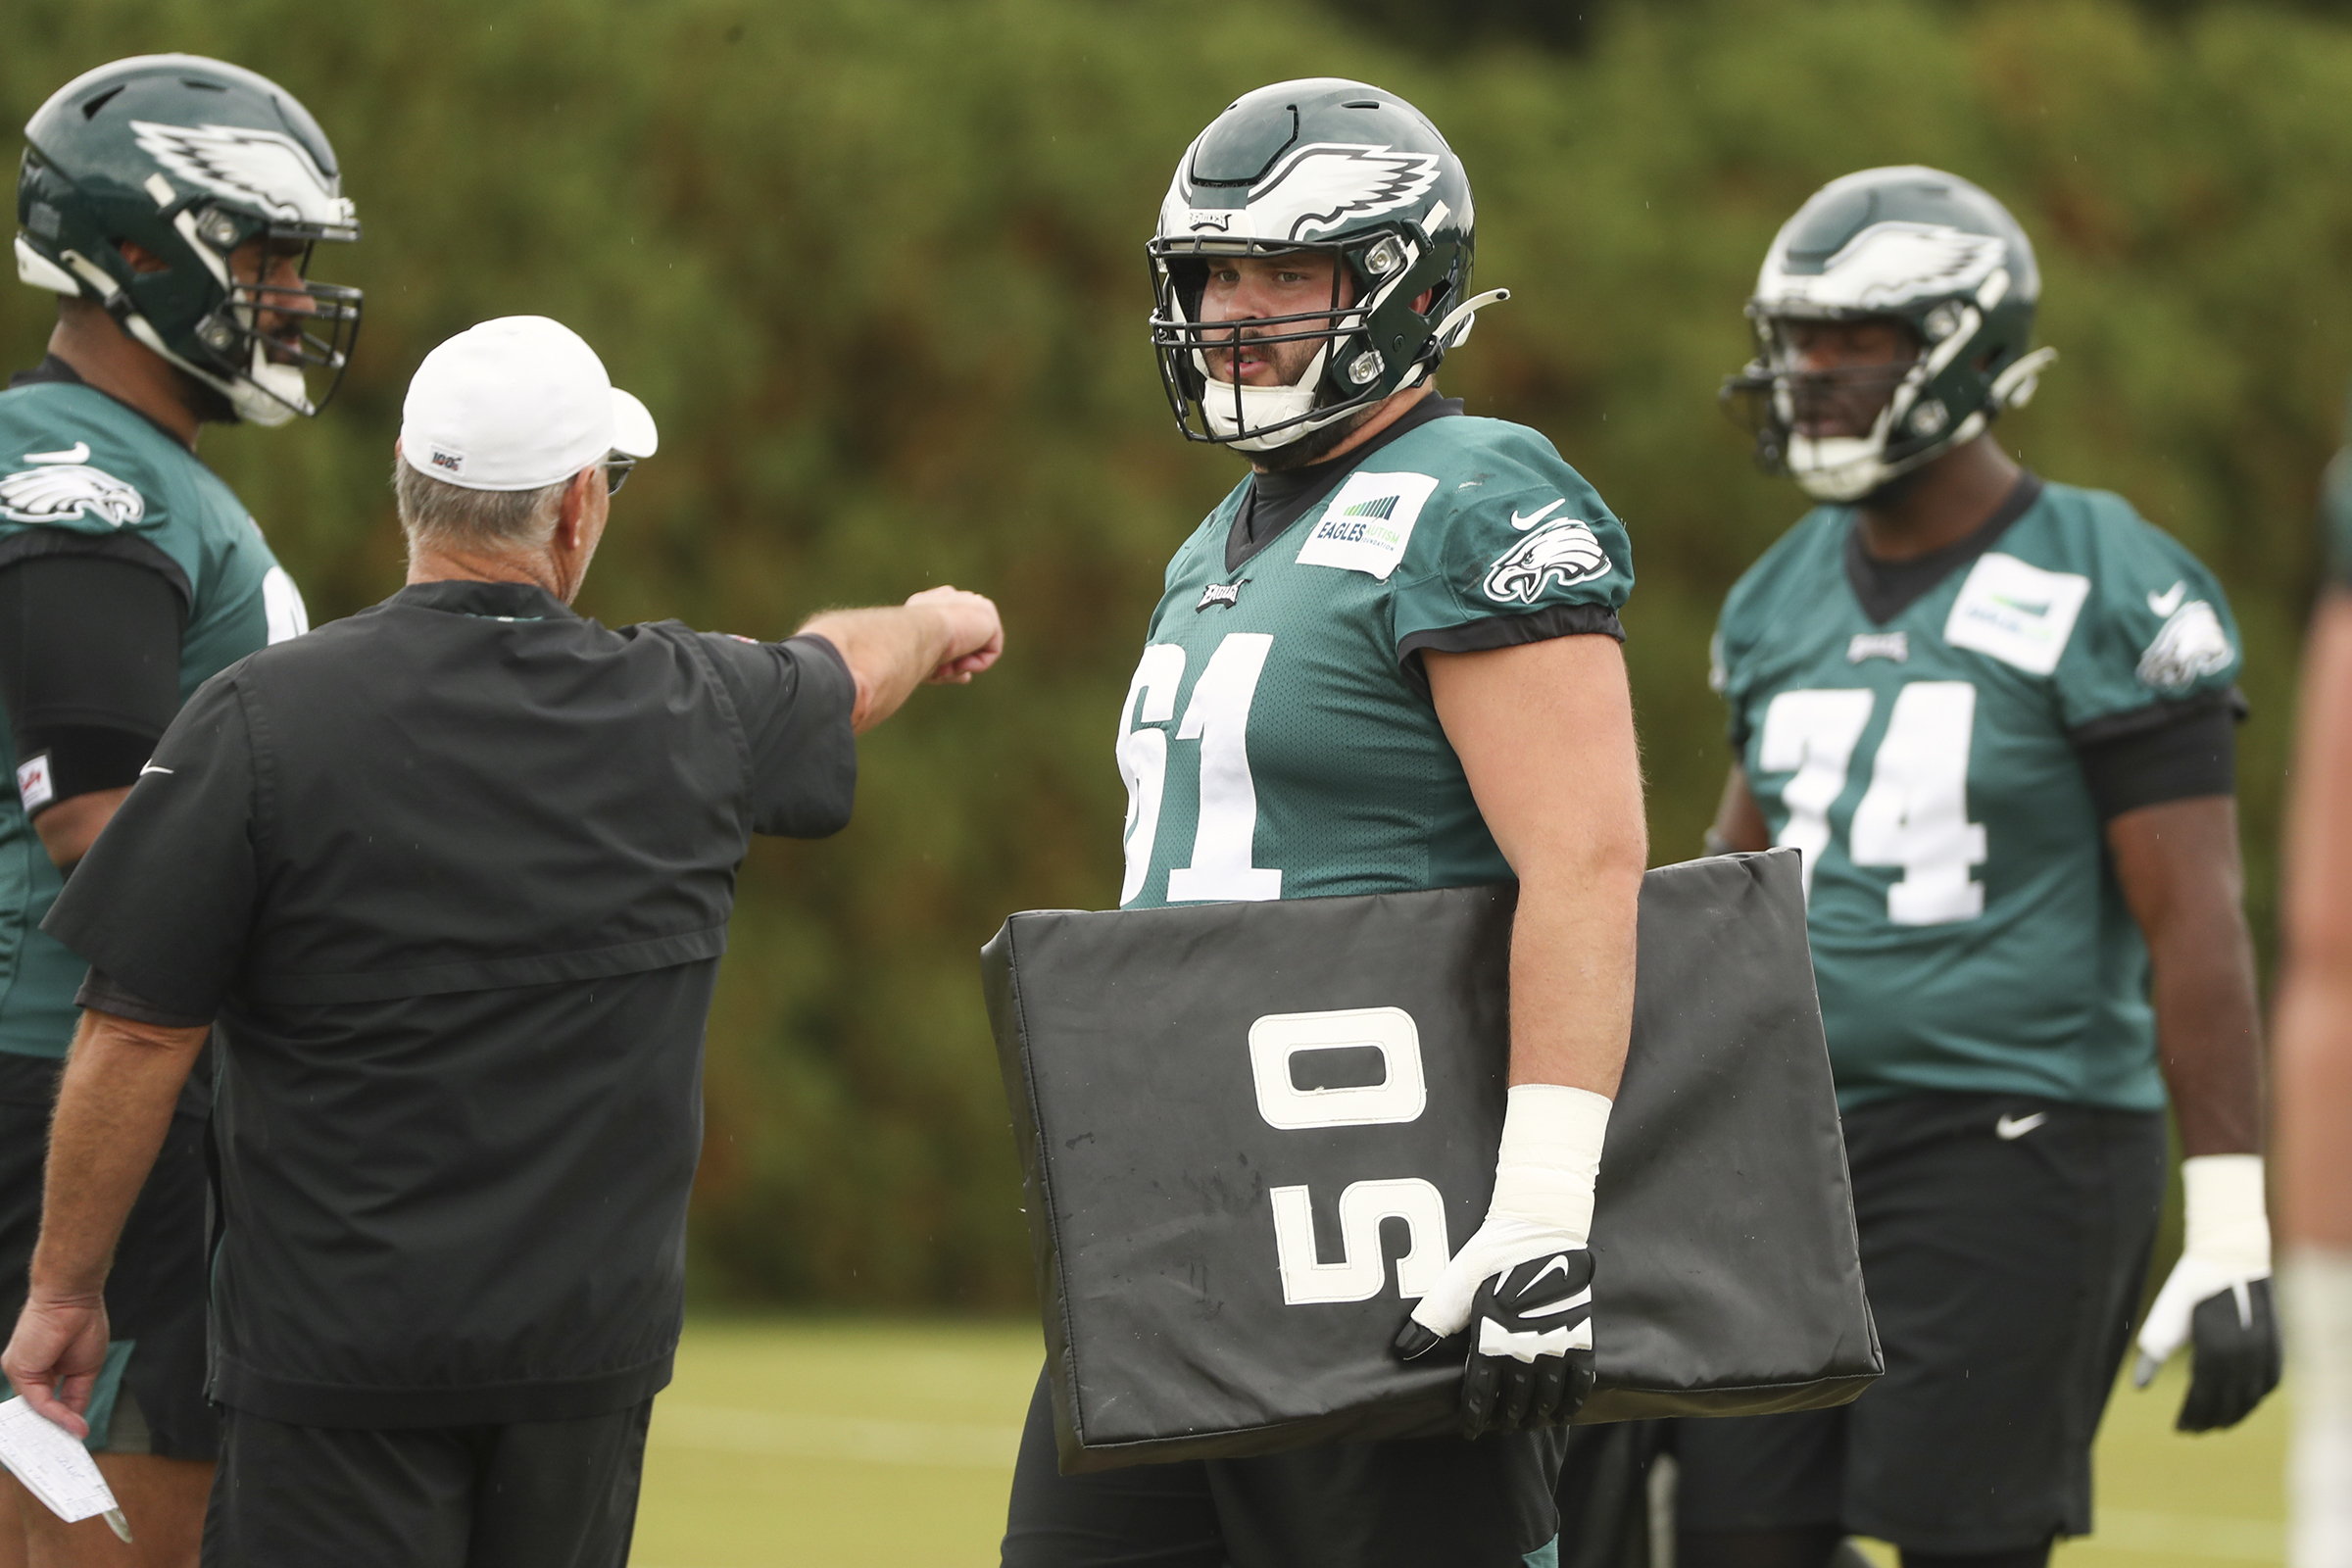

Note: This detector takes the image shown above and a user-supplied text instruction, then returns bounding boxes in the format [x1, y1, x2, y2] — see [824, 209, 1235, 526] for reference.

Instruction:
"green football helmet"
[1149, 78, 1505, 452]
[15, 54, 362, 427]
[1724, 166, 2056, 502]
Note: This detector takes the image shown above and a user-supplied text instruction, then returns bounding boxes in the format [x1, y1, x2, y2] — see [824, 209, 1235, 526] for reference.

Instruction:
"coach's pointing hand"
[906, 585, 1004, 684]
[801, 587, 1004, 734]
[1394, 1084, 1608, 1437]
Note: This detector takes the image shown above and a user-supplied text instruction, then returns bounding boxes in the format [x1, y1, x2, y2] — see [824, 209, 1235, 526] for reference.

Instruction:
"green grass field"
[632, 1320, 2290, 1568]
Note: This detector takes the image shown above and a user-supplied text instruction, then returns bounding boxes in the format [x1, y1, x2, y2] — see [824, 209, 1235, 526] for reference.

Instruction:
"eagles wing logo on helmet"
[1482, 518, 1610, 605]
[1213, 143, 1443, 244]
[1760, 221, 2007, 314]
[129, 120, 355, 228]
[0, 463, 147, 528]
[2135, 600, 2235, 691]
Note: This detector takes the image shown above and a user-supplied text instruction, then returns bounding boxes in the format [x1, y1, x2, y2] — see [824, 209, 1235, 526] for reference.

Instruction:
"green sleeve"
[2326, 444, 2352, 589]
[0, 404, 175, 548]
[2051, 510, 2242, 733]
[1388, 460, 1632, 661]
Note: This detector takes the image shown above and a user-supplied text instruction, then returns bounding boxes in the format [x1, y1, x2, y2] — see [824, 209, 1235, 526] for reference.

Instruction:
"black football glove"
[2132, 1154, 2279, 1433]
[2149, 1278, 2282, 1433]
[1395, 1230, 1596, 1438]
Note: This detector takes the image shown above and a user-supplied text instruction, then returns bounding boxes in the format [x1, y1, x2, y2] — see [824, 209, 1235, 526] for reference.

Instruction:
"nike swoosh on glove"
[2135, 1154, 2281, 1433]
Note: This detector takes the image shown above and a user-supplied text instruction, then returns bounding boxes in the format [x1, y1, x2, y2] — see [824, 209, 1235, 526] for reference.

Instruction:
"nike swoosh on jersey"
[1995, 1112, 2048, 1140]
[24, 442, 91, 466]
[138, 763, 173, 777]
[2148, 581, 2187, 616]
[1509, 499, 1566, 531]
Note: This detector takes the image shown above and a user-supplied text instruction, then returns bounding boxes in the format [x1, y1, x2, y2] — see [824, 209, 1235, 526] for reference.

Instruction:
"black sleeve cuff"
[75, 967, 213, 1029]
[784, 631, 853, 679]
[2072, 691, 2242, 821]
[1396, 604, 1626, 700]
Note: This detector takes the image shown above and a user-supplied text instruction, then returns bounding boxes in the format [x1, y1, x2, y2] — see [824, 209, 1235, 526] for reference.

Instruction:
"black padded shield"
[983, 849, 1878, 1474]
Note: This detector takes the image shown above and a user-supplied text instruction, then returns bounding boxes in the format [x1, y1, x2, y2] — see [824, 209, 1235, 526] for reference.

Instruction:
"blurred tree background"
[6, 0, 2347, 1308]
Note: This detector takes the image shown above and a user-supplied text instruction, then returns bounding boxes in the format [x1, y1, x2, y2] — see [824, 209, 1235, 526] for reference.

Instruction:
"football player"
[1000, 79, 1646, 1568]
[2277, 407, 2352, 1568]
[1687, 167, 2277, 1568]
[0, 55, 361, 1566]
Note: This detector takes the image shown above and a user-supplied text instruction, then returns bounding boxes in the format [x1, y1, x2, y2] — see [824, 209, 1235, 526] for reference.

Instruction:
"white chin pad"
[230, 344, 308, 427]
[1201, 345, 1332, 451]
[1787, 434, 1891, 503]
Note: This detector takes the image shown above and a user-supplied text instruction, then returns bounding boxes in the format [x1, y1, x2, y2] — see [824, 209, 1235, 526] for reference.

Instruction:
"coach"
[0, 316, 1004, 1566]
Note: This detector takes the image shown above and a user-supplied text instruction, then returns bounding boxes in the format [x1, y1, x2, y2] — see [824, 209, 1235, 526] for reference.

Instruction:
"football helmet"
[1149, 79, 1504, 452]
[16, 54, 362, 426]
[1723, 166, 2055, 502]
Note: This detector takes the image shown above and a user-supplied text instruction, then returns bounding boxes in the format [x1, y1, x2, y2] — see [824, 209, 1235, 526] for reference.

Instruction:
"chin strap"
[1989, 346, 2059, 410]
[1432, 288, 1509, 351]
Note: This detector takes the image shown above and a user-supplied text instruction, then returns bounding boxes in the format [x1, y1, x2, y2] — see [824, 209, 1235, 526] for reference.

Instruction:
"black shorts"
[202, 1399, 652, 1568]
[1003, 1365, 1568, 1568]
[1671, 1090, 2167, 1554]
[0, 1050, 219, 1460]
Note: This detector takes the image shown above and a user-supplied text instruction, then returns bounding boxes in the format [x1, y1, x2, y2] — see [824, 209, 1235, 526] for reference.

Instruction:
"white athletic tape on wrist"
[1487, 1084, 1612, 1248]
[1404, 1086, 1611, 1341]
[2285, 1251, 2352, 1568]
[2182, 1153, 2272, 1275]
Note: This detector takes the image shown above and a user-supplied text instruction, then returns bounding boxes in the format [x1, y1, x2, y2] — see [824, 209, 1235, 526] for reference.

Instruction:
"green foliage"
[5, 0, 2343, 1306]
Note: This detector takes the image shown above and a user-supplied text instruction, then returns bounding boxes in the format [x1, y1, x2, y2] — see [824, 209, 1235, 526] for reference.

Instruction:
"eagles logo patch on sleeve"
[1482, 517, 1610, 605]
[2136, 599, 2235, 690]
[0, 449, 146, 529]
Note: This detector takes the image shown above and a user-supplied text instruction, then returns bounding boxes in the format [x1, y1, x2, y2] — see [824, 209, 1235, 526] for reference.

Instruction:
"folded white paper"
[0, 1396, 130, 1540]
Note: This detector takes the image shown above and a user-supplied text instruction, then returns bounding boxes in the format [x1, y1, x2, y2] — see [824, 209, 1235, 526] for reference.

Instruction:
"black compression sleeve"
[2072, 698, 2239, 821]
[0, 548, 186, 813]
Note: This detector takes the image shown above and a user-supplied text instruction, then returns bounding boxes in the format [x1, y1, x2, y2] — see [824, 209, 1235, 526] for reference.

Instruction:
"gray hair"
[392, 459, 568, 553]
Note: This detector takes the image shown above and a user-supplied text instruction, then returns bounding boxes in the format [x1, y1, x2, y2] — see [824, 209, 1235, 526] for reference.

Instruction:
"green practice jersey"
[1117, 413, 1634, 909]
[0, 377, 307, 1058]
[1714, 479, 2241, 1111]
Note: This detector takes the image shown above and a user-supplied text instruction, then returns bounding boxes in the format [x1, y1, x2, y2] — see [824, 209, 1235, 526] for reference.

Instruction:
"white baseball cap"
[398, 316, 658, 492]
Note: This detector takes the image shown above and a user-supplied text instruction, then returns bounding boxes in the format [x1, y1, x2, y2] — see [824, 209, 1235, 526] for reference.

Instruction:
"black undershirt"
[1227, 393, 1466, 572]
[1843, 473, 2046, 626]
[1811, 471, 2236, 820]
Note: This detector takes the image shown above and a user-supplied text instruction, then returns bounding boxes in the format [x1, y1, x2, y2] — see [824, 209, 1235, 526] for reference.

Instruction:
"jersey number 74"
[1757, 681, 1987, 925]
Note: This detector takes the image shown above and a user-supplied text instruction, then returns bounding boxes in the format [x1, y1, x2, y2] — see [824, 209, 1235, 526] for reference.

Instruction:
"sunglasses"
[603, 453, 637, 496]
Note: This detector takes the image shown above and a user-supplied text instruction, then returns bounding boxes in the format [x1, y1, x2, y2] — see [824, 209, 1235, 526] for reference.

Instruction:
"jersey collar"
[1842, 472, 2044, 626]
[393, 579, 575, 622]
[1225, 394, 1465, 574]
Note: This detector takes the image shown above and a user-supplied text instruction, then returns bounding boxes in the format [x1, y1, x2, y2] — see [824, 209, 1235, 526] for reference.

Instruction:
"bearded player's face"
[1197, 252, 1353, 390]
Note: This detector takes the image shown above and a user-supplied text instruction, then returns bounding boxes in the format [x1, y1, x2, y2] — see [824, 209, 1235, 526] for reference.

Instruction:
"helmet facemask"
[1151, 229, 1442, 455]
[114, 200, 363, 427]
